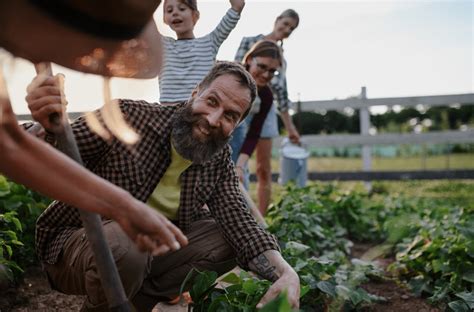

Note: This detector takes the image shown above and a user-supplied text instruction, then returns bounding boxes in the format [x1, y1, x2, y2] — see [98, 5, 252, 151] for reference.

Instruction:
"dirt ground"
[0, 267, 185, 312]
[0, 244, 442, 312]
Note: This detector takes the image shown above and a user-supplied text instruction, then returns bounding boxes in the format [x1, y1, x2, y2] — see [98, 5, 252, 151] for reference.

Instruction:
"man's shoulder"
[118, 99, 180, 115]
[117, 99, 182, 128]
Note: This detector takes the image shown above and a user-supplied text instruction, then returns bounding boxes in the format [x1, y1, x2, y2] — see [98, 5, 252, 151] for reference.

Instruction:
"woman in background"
[233, 9, 301, 215]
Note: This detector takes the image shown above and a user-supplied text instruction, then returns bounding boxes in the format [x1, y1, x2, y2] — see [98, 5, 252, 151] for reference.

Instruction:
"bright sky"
[3, 0, 473, 115]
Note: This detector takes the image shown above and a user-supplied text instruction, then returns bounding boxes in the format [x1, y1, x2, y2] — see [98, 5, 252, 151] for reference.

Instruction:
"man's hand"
[114, 196, 188, 256]
[249, 250, 300, 309]
[25, 74, 68, 133]
[230, 0, 245, 13]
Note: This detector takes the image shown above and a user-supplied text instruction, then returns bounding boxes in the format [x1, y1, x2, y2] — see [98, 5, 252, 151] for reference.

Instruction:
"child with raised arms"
[159, 0, 245, 104]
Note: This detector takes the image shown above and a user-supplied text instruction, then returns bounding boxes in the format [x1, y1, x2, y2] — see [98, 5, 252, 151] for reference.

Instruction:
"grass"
[248, 153, 474, 172]
[246, 153, 474, 208]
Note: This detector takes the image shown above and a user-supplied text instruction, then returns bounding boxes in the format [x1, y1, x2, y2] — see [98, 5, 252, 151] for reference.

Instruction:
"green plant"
[389, 203, 474, 309]
[0, 175, 50, 279]
[0, 211, 24, 282]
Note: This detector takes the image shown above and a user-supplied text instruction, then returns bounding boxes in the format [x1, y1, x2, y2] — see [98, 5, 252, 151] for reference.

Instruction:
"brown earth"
[0, 267, 184, 312]
[0, 243, 442, 312]
[352, 243, 442, 312]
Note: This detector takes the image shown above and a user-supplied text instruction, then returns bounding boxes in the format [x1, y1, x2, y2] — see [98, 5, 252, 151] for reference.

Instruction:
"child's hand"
[230, 0, 245, 13]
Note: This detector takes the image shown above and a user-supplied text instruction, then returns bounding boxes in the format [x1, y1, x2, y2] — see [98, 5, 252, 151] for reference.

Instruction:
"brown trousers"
[43, 219, 236, 312]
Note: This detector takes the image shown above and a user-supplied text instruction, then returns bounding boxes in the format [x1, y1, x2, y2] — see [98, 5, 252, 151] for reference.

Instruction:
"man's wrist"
[44, 128, 57, 146]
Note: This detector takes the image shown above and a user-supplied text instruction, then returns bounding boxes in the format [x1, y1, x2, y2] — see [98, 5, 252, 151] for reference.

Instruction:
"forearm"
[1, 122, 132, 220]
[280, 110, 295, 132]
[248, 249, 294, 282]
[236, 153, 249, 168]
[250, 249, 300, 309]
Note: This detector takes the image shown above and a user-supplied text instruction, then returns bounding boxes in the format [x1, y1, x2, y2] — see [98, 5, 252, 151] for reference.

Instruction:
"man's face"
[171, 74, 251, 163]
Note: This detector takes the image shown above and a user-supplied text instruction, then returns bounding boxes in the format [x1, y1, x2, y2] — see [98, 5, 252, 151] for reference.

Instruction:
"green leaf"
[11, 217, 22, 232]
[189, 271, 218, 303]
[242, 279, 259, 295]
[448, 300, 470, 312]
[0, 176, 10, 197]
[220, 272, 241, 285]
[285, 241, 310, 256]
[317, 281, 336, 297]
[462, 271, 474, 283]
[300, 284, 310, 298]
[5, 245, 12, 257]
[455, 291, 474, 309]
[259, 292, 291, 312]
[335, 285, 351, 300]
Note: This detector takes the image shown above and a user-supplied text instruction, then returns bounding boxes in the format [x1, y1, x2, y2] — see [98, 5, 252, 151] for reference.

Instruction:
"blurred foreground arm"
[0, 98, 187, 255]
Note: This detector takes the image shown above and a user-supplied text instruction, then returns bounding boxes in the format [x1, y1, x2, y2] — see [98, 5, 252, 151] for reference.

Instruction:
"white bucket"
[279, 138, 309, 187]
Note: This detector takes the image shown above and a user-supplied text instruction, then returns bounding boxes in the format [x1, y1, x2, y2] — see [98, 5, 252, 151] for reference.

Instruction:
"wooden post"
[360, 87, 372, 189]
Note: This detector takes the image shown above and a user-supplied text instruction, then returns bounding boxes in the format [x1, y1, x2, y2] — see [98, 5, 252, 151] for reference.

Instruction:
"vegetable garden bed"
[1, 177, 473, 311]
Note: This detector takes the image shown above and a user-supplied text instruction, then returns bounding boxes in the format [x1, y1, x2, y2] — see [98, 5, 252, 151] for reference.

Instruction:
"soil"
[0, 243, 442, 312]
[352, 242, 442, 312]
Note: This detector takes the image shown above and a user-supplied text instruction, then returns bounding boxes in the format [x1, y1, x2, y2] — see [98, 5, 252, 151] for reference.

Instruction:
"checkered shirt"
[35, 100, 279, 269]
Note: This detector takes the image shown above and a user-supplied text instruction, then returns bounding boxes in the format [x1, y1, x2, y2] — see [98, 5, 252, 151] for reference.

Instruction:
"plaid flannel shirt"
[234, 34, 291, 112]
[35, 100, 279, 269]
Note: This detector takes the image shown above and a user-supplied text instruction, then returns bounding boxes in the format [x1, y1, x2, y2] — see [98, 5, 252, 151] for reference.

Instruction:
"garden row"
[1, 175, 473, 311]
[186, 182, 474, 311]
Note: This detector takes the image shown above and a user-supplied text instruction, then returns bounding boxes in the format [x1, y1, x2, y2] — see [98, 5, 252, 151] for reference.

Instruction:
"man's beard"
[171, 102, 230, 164]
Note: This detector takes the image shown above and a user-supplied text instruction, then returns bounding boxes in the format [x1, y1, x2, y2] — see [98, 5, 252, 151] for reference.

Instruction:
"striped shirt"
[159, 8, 240, 103]
[234, 35, 292, 112]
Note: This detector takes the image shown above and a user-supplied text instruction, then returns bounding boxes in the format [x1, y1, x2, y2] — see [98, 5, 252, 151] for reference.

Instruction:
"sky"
[2, 0, 473, 115]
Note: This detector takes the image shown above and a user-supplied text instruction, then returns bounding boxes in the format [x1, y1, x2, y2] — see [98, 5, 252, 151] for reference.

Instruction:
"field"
[1, 175, 474, 311]
[249, 153, 474, 172]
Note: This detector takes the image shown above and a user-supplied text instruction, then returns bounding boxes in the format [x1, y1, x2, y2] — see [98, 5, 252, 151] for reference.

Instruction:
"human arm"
[234, 153, 249, 183]
[249, 250, 300, 309]
[271, 64, 300, 144]
[205, 148, 279, 265]
[25, 74, 110, 163]
[238, 87, 274, 158]
[229, 0, 245, 13]
[0, 98, 188, 255]
[209, 5, 241, 53]
[280, 110, 300, 144]
[238, 182, 267, 228]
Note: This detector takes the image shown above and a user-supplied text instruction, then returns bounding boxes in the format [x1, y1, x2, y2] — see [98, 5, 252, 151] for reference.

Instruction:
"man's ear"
[191, 87, 199, 98]
[192, 10, 200, 25]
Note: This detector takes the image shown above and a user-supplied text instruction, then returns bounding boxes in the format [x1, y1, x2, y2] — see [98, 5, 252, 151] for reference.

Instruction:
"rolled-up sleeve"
[206, 149, 280, 269]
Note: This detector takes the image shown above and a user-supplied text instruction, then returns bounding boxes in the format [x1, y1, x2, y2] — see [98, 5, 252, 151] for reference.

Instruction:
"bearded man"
[25, 61, 300, 311]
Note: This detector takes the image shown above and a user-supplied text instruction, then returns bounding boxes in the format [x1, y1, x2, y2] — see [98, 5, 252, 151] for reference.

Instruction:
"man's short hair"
[196, 61, 257, 121]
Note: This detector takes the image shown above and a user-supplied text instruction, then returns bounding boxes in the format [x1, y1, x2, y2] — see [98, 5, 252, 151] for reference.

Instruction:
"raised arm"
[209, 1, 243, 52]
[230, 0, 245, 13]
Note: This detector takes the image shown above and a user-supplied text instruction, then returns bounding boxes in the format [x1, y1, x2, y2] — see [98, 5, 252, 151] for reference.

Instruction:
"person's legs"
[255, 138, 273, 215]
[43, 220, 151, 311]
[255, 105, 278, 216]
[132, 218, 236, 311]
[229, 116, 252, 163]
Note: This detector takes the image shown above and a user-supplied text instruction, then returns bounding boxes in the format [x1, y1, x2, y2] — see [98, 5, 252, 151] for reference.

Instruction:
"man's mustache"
[189, 115, 227, 141]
